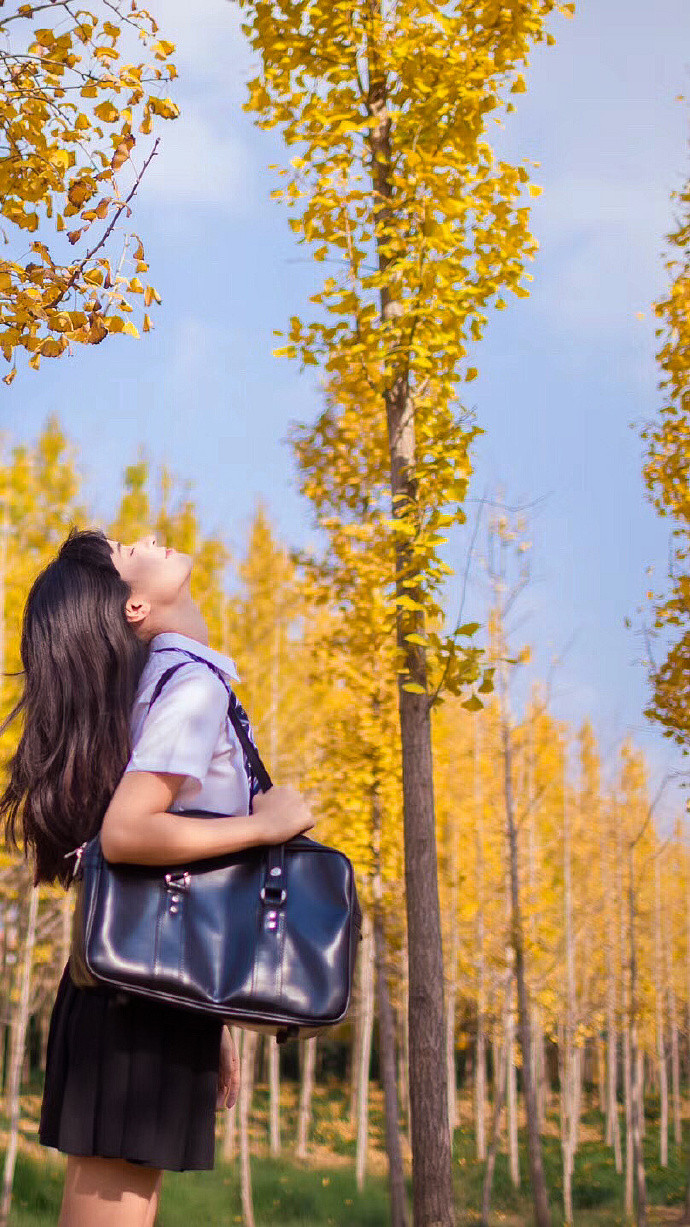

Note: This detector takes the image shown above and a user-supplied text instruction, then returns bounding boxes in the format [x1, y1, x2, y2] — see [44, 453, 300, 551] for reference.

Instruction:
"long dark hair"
[0, 528, 149, 887]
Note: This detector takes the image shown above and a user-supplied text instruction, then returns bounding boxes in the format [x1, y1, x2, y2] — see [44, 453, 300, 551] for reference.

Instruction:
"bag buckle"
[260, 884, 286, 905]
[165, 871, 191, 892]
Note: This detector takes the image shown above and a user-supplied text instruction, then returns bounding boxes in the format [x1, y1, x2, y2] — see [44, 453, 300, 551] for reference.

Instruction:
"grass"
[2, 1082, 690, 1225]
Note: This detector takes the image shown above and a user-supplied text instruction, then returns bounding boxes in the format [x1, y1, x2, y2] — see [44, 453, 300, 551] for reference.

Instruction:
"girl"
[0, 527, 314, 1227]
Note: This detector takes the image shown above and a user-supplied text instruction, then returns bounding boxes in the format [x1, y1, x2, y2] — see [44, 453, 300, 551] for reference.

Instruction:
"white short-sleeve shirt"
[123, 631, 251, 817]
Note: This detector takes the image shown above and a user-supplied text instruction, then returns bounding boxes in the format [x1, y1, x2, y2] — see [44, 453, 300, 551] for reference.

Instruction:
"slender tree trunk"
[373, 904, 409, 1227]
[399, 930, 412, 1151]
[637, 1048, 646, 1139]
[350, 960, 362, 1128]
[372, 82, 453, 1211]
[445, 820, 459, 1138]
[370, 771, 410, 1227]
[268, 1037, 281, 1156]
[474, 719, 487, 1161]
[480, 972, 513, 1227]
[355, 914, 375, 1189]
[506, 990, 520, 1189]
[498, 662, 551, 1224]
[562, 788, 575, 1227]
[596, 1033, 605, 1118]
[606, 897, 622, 1170]
[0, 885, 39, 1227]
[655, 854, 669, 1167]
[628, 853, 647, 1227]
[296, 1036, 317, 1160]
[664, 892, 682, 1152]
[222, 1027, 240, 1163]
[475, 988, 487, 1162]
[239, 1028, 257, 1227]
[624, 1021, 634, 1218]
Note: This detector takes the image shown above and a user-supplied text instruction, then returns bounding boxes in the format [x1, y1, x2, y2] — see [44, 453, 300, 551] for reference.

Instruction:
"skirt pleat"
[39, 962, 224, 1171]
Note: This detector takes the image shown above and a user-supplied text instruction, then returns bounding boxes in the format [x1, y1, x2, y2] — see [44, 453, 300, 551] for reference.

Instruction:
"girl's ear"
[124, 595, 151, 630]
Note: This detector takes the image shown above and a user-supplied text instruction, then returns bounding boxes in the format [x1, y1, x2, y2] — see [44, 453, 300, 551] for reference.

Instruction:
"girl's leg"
[58, 1155, 163, 1227]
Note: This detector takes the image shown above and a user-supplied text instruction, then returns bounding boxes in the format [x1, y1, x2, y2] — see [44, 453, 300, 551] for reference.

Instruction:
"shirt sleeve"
[123, 663, 229, 792]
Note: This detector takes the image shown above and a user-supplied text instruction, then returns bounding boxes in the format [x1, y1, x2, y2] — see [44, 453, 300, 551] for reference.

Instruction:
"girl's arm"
[100, 769, 313, 865]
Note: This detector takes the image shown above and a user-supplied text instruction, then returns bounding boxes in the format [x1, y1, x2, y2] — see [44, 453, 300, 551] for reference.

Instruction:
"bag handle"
[149, 651, 273, 794]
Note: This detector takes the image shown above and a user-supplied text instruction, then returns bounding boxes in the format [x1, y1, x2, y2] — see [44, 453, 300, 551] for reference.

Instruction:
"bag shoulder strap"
[148, 651, 272, 793]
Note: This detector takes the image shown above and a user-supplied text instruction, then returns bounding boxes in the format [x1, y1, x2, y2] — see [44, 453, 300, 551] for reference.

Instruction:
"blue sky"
[4, 0, 690, 821]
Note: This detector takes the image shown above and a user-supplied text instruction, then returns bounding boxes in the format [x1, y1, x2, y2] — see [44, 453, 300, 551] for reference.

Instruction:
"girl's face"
[106, 534, 193, 635]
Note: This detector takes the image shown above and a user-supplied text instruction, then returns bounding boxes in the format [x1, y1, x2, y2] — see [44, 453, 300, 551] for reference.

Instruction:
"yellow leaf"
[94, 101, 119, 123]
[528, 184, 543, 197]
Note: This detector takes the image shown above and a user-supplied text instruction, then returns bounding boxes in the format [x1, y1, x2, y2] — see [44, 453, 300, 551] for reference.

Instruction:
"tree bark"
[239, 1028, 257, 1227]
[654, 853, 669, 1167]
[350, 958, 362, 1128]
[355, 914, 375, 1189]
[0, 885, 39, 1227]
[480, 971, 512, 1227]
[222, 1027, 240, 1163]
[370, 60, 454, 1213]
[296, 1036, 317, 1160]
[499, 668, 551, 1226]
[664, 892, 682, 1152]
[399, 932, 412, 1150]
[628, 851, 648, 1227]
[268, 1036, 281, 1156]
[373, 904, 410, 1227]
[474, 719, 487, 1161]
[506, 988, 520, 1189]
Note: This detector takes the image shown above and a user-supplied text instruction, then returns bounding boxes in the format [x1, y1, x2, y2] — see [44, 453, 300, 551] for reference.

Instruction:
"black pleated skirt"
[39, 962, 224, 1171]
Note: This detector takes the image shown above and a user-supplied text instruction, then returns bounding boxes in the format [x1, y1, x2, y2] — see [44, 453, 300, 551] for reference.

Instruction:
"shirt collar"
[148, 631, 241, 684]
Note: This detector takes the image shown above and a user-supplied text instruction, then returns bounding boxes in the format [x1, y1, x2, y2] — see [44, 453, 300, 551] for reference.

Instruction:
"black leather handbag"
[69, 655, 362, 1042]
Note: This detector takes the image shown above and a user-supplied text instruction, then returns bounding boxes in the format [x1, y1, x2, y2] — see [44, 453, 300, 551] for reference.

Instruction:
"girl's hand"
[216, 1025, 240, 1111]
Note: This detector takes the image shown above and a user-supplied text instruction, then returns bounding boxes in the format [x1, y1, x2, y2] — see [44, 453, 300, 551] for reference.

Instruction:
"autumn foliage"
[0, 2, 179, 382]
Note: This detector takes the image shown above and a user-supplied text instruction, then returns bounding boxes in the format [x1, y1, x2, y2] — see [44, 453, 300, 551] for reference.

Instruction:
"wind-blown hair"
[0, 528, 148, 887]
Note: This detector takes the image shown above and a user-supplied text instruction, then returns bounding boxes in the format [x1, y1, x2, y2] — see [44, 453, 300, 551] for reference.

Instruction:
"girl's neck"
[147, 596, 209, 648]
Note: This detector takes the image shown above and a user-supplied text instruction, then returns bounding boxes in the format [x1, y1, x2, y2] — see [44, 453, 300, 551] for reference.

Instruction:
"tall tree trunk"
[628, 851, 648, 1227]
[596, 1034, 606, 1118]
[506, 977, 520, 1189]
[562, 787, 576, 1227]
[655, 853, 669, 1167]
[296, 1036, 318, 1160]
[268, 1037, 281, 1156]
[371, 776, 410, 1227]
[0, 885, 39, 1227]
[355, 915, 375, 1189]
[664, 891, 682, 1152]
[350, 959, 362, 1128]
[444, 758, 459, 1137]
[398, 931, 412, 1150]
[372, 81, 453, 1210]
[474, 719, 487, 1161]
[239, 1028, 257, 1227]
[499, 679, 551, 1224]
[373, 905, 409, 1227]
[222, 1027, 240, 1163]
[480, 971, 513, 1227]
[601, 797, 621, 1165]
